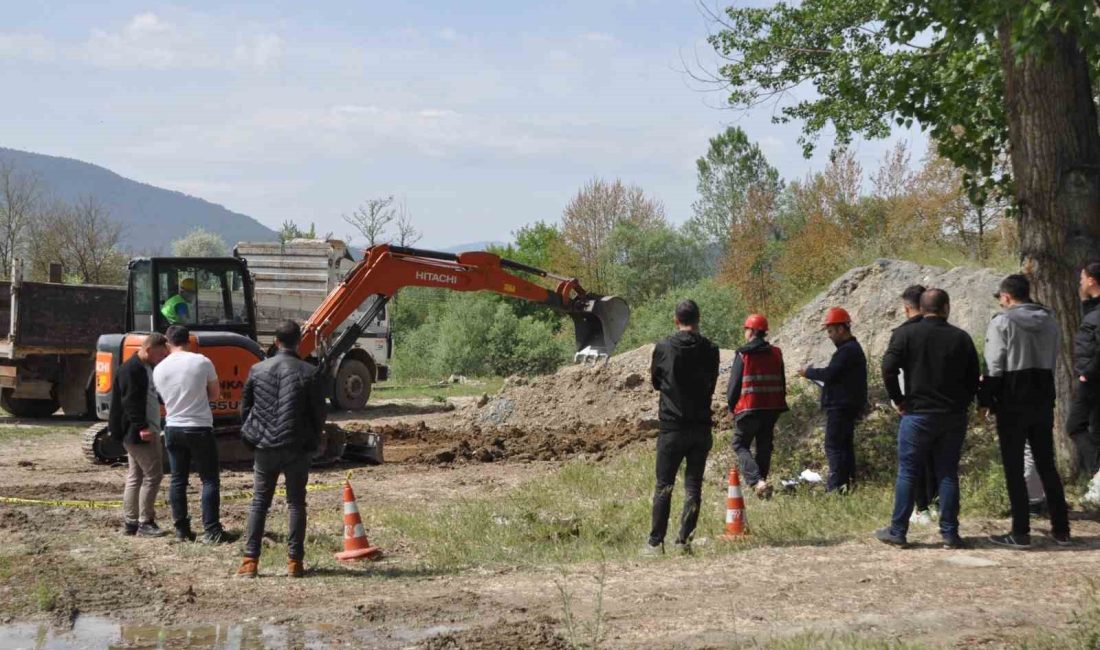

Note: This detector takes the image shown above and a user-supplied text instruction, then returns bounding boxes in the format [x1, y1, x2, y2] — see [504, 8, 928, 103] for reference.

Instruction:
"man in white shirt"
[153, 325, 230, 543]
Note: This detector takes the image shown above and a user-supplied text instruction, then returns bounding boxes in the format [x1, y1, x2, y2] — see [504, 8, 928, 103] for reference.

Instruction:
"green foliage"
[600, 221, 707, 306]
[617, 277, 745, 352]
[171, 228, 228, 257]
[278, 220, 316, 244]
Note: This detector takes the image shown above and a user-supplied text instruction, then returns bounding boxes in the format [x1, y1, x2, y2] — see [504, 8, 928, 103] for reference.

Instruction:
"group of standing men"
[646, 267, 1095, 553]
[110, 320, 327, 578]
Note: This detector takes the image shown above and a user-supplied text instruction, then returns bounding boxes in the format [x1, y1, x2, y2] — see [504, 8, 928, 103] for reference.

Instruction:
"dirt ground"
[1, 400, 1098, 649]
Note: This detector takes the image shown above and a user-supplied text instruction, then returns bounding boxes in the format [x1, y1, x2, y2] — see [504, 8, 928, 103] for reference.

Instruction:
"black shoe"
[672, 541, 693, 556]
[121, 522, 138, 536]
[202, 528, 238, 545]
[1028, 501, 1048, 516]
[989, 532, 1031, 549]
[175, 528, 196, 542]
[1051, 532, 1074, 547]
[942, 534, 968, 550]
[874, 527, 908, 548]
[136, 522, 168, 538]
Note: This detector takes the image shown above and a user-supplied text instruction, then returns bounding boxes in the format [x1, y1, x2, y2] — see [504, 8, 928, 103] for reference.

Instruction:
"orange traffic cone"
[722, 467, 749, 540]
[335, 479, 383, 562]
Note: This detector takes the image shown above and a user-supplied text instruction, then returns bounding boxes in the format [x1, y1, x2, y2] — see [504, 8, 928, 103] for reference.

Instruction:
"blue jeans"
[889, 412, 967, 539]
[165, 427, 222, 535]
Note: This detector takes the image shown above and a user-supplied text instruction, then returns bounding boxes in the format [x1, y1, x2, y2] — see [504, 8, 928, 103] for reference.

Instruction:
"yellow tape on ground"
[0, 482, 343, 509]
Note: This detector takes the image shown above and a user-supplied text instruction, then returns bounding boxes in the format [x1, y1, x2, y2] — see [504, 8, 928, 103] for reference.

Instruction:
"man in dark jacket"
[981, 274, 1071, 548]
[894, 285, 937, 526]
[235, 320, 327, 578]
[877, 289, 979, 549]
[797, 307, 867, 492]
[1068, 261, 1100, 504]
[727, 313, 788, 499]
[109, 333, 170, 537]
[644, 299, 720, 555]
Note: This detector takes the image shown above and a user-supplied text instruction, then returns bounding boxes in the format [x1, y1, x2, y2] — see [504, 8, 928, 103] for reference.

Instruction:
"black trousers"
[243, 446, 310, 561]
[998, 407, 1069, 537]
[1066, 382, 1100, 478]
[824, 408, 859, 492]
[648, 429, 712, 546]
[914, 449, 939, 512]
[732, 411, 781, 487]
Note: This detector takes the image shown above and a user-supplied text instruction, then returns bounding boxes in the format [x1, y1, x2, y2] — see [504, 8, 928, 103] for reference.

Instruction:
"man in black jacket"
[109, 333, 170, 537]
[797, 307, 867, 492]
[235, 321, 327, 578]
[981, 274, 1070, 548]
[644, 299, 720, 555]
[877, 289, 979, 549]
[1068, 262, 1100, 504]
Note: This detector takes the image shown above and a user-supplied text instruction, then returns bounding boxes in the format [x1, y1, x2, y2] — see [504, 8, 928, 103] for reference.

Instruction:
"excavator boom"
[299, 245, 629, 369]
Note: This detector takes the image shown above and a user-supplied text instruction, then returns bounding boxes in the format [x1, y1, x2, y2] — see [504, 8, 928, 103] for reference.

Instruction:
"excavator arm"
[299, 245, 630, 374]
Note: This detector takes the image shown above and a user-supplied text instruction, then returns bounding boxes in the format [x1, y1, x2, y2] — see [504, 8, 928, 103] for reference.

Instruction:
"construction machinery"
[83, 245, 629, 464]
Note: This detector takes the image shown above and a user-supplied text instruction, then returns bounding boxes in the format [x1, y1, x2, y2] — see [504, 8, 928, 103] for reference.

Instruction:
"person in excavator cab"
[161, 277, 197, 325]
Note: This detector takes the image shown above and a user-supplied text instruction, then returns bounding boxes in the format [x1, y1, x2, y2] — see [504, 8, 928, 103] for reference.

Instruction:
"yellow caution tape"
[0, 482, 343, 509]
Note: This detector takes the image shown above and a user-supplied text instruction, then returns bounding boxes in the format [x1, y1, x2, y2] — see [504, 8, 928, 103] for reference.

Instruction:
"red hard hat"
[822, 307, 852, 328]
[743, 314, 769, 332]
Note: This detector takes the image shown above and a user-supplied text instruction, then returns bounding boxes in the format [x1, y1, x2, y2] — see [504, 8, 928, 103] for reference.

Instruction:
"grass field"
[372, 376, 505, 401]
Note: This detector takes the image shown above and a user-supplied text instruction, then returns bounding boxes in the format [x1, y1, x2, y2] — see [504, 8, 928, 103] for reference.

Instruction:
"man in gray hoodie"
[980, 274, 1071, 548]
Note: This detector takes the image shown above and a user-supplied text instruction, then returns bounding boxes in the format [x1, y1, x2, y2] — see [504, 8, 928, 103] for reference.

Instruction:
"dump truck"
[0, 260, 126, 418]
[83, 245, 630, 465]
[234, 239, 390, 410]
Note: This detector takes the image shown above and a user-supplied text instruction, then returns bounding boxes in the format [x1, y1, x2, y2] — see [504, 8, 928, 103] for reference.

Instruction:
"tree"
[707, 0, 1100, 469]
[561, 178, 665, 289]
[394, 200, 422, 247]
[601, 221, 706, 305]
[344, 196, 395, 248]
[278, 220, 317, 244]
[686, 126, 782, 251]
[172, 228, 228, 258]
[0, 161, 40, 279]
[28, 197, 127, 285]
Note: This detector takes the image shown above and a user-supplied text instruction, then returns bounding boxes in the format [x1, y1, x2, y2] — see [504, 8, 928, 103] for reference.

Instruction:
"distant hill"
[0, 147, 276, 253]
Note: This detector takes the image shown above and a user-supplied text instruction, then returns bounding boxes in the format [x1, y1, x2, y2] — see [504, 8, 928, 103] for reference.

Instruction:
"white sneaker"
[909, 509, 933, 526]
[1082, 485, 1100, 508]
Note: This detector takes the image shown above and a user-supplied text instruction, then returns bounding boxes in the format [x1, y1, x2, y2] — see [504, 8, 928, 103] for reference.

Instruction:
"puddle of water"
[0, 616, 330, 650]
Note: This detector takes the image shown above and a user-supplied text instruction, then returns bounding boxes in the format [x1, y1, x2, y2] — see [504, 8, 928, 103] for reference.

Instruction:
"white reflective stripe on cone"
[726, 509, 735, 524]
[728, 486, 742, 498]
[344, 501, 359, 515]
[352, 523, 366, 539]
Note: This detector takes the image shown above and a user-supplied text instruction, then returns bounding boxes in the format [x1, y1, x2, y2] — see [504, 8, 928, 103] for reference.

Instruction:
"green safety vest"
[161, 294, 188, 324]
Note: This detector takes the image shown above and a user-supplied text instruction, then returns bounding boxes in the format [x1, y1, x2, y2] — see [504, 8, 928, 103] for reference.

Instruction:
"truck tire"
[82, 422, 126, 464]
[332, 359, 372, 411]
[1, 389, 60, 418]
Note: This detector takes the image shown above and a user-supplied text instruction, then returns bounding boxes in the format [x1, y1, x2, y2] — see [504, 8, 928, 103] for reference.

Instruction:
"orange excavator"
[83, 244, 629, 464]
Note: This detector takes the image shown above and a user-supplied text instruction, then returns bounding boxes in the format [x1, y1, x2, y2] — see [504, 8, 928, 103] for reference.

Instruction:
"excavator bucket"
[571, 295, 631, 364]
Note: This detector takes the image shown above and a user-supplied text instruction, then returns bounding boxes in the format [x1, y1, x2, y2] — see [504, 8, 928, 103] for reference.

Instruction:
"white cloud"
[0, 33, 58, 62]
[233, 33, 283, 69]
[580, 31, 616, 44]
[438, 27, 459, 41]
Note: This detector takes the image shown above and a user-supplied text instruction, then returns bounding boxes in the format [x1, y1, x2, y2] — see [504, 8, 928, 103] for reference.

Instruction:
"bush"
[617, 277, 745, 351]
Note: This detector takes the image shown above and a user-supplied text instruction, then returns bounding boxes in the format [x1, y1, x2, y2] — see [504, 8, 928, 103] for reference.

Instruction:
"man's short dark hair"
[1084, 262, 1100, 284]
[675, 299, 700, 327]
[275, 320, 302, 348]
[165, 325, 190, 346]
[920, 288, 950, 316]
[997, 274, 1031, 301]
[901, 284, 926, 309]
[142, 332, 168, 349]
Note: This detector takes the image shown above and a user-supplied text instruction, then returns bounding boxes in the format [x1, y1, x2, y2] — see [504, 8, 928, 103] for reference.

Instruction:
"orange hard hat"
[743, 314, 769, 332]
[822, 307, 852, 328]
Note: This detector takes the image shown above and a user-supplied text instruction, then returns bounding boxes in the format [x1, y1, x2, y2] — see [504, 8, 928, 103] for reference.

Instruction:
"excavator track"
[81, 422, 124, 464]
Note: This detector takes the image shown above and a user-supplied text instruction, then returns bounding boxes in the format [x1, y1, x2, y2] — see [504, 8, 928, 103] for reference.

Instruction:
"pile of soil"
[417, 617, 569, 650]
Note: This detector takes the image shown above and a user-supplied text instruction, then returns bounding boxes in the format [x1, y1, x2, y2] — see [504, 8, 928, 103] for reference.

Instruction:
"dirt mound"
[417, 617, 569, 650]
[464, 344, 736, 435]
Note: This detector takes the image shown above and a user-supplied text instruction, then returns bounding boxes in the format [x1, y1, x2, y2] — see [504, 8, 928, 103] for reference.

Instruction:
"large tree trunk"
[999, 23, 1100, 476]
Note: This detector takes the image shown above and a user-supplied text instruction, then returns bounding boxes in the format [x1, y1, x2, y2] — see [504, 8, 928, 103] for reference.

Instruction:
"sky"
[0, 1, 926, 249]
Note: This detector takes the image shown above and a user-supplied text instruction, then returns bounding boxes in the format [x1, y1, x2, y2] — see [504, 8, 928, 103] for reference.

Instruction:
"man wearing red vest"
[726, 314, 788, 499]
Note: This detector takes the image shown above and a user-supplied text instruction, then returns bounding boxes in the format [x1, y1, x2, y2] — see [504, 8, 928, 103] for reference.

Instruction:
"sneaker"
[942, 534, 968, 550]
[639, 542, 664, 557]
[909, 510, 933, 526]
[1028, 500, 1048, 516]
[1051, 532, 1074, 547]
[287, 559, 304, 578]
[203, 528, 238, 545]
[235, 557, 258, 579]
[672, 541, 693, 556]
[175, 527, 196, 542]
[121, 522, 138, 536]
[874, 527, 908, 548]
[754, 481, 773, 500]
[988, 533, 1031, 549]
[136, 522, 168, 538]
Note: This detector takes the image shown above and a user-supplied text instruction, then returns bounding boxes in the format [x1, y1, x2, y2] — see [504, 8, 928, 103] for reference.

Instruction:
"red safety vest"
[734, 345, 788, 415]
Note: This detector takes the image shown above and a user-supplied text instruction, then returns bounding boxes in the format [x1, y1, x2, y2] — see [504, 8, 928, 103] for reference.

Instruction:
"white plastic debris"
[799, 469, 824, 483]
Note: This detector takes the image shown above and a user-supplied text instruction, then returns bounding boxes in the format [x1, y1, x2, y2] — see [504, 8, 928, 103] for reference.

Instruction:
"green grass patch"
[373, 376, 504, 401]
[0, 422, 84, 444]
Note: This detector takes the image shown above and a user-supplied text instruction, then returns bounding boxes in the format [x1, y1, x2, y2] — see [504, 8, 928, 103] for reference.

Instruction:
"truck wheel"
[0, 389, 60, 418]
[333, 359, 372, 411]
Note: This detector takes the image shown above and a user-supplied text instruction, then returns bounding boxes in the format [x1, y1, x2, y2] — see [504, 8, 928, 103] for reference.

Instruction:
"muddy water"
[0, 616, 330, 649]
